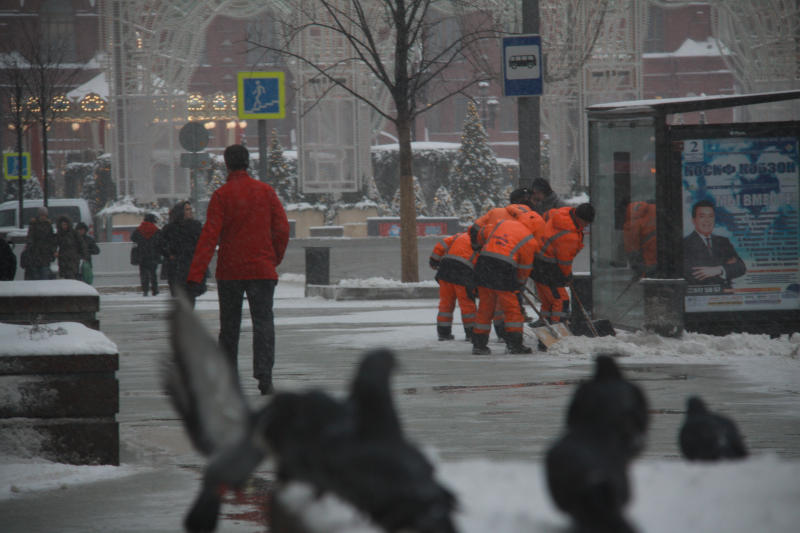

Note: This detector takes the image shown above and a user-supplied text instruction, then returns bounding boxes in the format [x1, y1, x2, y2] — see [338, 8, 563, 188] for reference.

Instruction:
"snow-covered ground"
[1, 276, 799, 532]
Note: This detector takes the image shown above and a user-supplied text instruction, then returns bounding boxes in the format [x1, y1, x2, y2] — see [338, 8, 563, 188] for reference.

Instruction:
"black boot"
[437, 325, 455, 341]
[464, 326, 473, 342]
[493, 322, 507, 342]
[471, 332, 491, 355]
[505, 332, 533, 354]
[258, 375, 274, 395]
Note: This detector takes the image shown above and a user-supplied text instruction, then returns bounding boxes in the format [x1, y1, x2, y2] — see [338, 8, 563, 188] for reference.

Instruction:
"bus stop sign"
[502, 34, 543, 97]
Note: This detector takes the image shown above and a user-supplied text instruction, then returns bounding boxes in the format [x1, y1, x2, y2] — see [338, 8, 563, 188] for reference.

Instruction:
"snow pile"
[0, 458, 138, 499]
[0, 322, 118, 356]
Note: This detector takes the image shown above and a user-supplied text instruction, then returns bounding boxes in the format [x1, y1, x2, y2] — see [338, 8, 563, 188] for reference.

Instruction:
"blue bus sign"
[502, 34, 543, 97]
[3, 152, 31, 180]
[237, 72, 285, 119]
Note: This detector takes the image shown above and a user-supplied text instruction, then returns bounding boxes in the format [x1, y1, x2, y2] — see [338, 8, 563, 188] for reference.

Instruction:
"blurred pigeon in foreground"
[165, 294, 457, 533]
[329, 349, 458, 533]
[546, 426, 636, 533]
[566, 353, 649, 460]
[269, 349, 458, 533]
[165, 293, 271, 532]
[679, 396, 749, 461]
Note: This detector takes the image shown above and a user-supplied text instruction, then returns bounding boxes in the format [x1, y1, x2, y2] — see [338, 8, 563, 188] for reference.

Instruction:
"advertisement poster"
[681, 136, 800, 313]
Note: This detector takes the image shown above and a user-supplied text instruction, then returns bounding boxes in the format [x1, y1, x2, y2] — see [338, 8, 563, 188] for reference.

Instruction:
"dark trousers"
[139, 264, 159, 295]
[217, 279, 277, 382]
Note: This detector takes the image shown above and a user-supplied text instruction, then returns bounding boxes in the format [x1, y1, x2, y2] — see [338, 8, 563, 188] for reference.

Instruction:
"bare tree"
[0, 49, 34, 226]
[16, 20, 83, 207]
[257, 0, 502, 281]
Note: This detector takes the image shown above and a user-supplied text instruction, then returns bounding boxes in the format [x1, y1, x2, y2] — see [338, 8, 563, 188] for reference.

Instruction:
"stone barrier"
[0, 321, 119, 465]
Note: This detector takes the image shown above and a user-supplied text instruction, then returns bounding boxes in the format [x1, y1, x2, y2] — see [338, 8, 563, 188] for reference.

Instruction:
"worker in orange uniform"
[531, 203, 595, 325]
[469, 187, 538, 342]
[471, 211, 544, 355]
[429, 232, 479, 341]
[623, 199, 657, 278]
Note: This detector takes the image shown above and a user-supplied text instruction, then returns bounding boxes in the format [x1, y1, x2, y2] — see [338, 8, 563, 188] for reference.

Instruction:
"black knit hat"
[509, 187, 531, 204]
[574, 203, 595, 223]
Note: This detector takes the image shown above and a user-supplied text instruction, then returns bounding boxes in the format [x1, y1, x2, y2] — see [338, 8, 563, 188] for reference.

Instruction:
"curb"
[305, 284, 438, 300]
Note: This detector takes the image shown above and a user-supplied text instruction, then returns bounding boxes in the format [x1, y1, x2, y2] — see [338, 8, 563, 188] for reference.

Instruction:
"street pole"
[258, 119, 268, 182]
[517, 0, 540, 188]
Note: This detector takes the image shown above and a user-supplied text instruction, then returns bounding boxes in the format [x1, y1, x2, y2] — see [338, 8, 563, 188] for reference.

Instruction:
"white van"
[0, 198, 93, 238]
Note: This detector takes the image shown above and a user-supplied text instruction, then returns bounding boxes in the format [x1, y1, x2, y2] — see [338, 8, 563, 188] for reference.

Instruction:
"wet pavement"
[1, 280, 799, 532]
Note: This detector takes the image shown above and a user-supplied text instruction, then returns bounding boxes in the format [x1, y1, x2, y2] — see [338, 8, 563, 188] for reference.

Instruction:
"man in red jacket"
[187, 144, 290, 395]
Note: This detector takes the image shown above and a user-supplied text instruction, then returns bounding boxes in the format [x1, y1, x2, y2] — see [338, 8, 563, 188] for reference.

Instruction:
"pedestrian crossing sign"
[237, 71, 285, 119]
[3, 152, 31, 180]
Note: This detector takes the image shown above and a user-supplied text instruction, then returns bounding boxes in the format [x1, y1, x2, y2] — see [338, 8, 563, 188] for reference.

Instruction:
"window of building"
[41, 0, 77, 62]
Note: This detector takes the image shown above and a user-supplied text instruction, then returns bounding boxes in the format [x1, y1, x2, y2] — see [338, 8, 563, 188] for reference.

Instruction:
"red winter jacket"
[188, 170, 289, 282]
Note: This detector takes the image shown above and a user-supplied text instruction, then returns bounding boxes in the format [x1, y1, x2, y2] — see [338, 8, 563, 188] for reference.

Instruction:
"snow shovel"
[520, 289, 571, 348]
[568, 280, 615, 337]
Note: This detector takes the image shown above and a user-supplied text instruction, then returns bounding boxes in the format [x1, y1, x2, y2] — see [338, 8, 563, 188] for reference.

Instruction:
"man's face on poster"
[693, 206, 715, 236]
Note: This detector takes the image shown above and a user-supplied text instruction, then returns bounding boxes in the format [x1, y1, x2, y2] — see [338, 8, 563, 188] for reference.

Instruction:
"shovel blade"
[532, 322, 571, 348]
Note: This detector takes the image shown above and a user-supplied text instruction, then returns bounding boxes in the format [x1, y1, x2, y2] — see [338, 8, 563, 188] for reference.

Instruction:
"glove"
[429, 258, 440, 270]
[186, 281, 206, 298]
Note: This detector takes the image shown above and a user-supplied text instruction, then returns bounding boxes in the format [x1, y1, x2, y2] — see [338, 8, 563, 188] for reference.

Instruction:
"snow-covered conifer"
[449, 101, 502, 209]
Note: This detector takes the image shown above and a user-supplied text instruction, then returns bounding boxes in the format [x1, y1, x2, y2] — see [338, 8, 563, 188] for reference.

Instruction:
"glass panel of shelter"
[589, 117, 656, 330]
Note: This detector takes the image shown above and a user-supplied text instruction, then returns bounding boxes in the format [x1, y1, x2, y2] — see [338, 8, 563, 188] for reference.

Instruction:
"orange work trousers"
[534, 282, 570, 322]
[474, 286, 526, 335]
[437, 280, 477, 330]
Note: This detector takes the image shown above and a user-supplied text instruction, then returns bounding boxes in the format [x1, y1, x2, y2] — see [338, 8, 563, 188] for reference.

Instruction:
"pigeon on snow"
[679, 395, 748, 461]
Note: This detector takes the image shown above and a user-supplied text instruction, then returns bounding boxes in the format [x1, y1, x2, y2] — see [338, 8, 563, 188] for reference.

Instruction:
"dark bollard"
[639, 278, 686, 337]
[305, 247, 330, 286]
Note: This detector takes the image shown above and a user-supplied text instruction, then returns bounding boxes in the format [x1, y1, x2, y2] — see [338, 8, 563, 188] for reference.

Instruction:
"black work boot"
[464, 326, 473, 342]
[471, 333, 491, 355]
[505, 332, 533, 354]
[437, 325, 455, 341]
[493, 322, 507, 342]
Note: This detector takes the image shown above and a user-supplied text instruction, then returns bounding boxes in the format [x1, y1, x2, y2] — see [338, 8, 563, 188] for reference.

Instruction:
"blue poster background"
[681, 136, 800, 312]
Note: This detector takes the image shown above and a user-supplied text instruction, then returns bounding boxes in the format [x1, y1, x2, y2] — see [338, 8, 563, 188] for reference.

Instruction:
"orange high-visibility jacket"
[623, 201, 657, 266]
[531, 206, 584, 287]
[474, 218, 541, 291]
[470, 204, 539, 249]
[430, 232, 478, 287]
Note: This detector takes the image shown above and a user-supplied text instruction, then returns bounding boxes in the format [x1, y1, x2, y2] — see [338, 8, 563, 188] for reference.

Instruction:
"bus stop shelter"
[586, 90, 800, 336]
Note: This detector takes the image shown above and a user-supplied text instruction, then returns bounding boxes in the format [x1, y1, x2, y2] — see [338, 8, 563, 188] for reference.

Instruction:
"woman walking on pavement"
[159, 200, 205, 306]
[55, 215, 86, 280]
[131, 213, 162, 296]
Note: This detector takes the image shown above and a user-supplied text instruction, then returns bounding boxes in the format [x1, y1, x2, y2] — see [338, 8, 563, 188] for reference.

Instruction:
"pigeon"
[165, 293, 271, 532]
[166, 295, 458, 533]
[274, 349, 458, 533]
[327, 348, 459, 533]
[566, 353, 649, 460]
[546, 426, 637, 533]
[679, 396, 749, 461]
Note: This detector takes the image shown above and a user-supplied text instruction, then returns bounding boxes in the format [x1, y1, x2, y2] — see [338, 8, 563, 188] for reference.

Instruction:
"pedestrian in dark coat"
[530, 178, 565, 217]
[188, 144, 290, 395]
[159, 201, 204, 305]
[75, 222, 100, 284]
[23, 207, 56, 280]
[55, 215, 86, 280]
[131, 213, 162, 296]
[0, 235, 16, 280]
